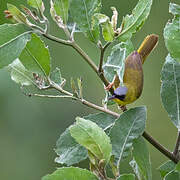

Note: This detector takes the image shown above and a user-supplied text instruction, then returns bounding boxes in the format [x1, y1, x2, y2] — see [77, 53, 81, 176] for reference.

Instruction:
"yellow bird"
[108, 34, 159, 110]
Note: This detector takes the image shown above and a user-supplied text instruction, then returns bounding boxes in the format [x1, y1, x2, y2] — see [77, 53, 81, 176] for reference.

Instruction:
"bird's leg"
[119, 105, 127, 112]
[104, 74, 120, 91]
[104, 82, 114, 91]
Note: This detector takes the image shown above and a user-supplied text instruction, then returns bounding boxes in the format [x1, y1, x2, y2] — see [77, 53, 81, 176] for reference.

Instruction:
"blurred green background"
[0, 0, 179, 179]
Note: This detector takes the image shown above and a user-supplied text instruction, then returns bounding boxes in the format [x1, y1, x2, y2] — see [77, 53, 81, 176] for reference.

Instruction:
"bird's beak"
[108, 95, 116, 100]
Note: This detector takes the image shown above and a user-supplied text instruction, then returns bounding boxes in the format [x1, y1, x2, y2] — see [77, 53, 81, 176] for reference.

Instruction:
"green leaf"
[158, 161, 176, 178]
[176, 162, 180, 172]
[117, 174, 135, 180]
[27, 0, 43, 11]
[0, 23, 31, 68]
[161, 55, 180, 130]
[69, 0, 101, 43]
[103, 40, 134, 83]
[54, 0, 69, 24]
[169, 3, 180, 15]
[7, 58, 35, 86]
[42, 167, 99, 180]
[164, 3, 180, 62]
[50, 68, 63, 85]
[94, 13, 114, 42]
[109, 106, 146, 167]
[130, 137, 152, 180]
[70, 117, 112, 164]
[55, 128, 87, 166]
[84, 112, 117, 132]
[19, 33, 51, 76]
[7, 4, 30, 24]
[164, 171, 180, 180]
[118, 0, 152, 41]
[55, 112, 116, 166]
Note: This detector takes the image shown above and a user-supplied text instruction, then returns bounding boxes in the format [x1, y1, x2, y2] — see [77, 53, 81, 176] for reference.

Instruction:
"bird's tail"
[137, 34, 159, 64]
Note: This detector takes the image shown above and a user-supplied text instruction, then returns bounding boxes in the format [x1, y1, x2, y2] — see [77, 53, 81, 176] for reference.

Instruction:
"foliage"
[1, 0, 180, 180]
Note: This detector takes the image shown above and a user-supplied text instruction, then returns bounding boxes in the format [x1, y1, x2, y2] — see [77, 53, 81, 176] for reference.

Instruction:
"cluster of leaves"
[158, 3, 180, 180]
[1, 0, 180, 179]
[53, 107, 149, 180]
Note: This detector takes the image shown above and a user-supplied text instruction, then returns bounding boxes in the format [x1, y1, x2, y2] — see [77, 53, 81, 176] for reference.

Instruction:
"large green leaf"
[54, 0, 69, 24]
[7, 58, 35, 86]
[19, 33, 51, 76]
[42, 167, 99, 180]
[55, 112, 116, 166]
[117, 174, 135, 180]
[109, 106, 146, 168]
[103, 40, 134, 83]
[161, 55, 180, 130]
[0, 23, 31, 68]
[164, 3, 180, 62]
[118, 0, 152, 41]
[130, 137, 152, 180]
[69, 0, 101, 43]
[55, 128, 87, 166]
[70, 117, 112, 164]
[158, 161, 176, 178]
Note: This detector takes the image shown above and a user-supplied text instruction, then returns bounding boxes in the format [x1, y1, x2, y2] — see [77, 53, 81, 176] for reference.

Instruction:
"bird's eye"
[114, 94, 126, 101]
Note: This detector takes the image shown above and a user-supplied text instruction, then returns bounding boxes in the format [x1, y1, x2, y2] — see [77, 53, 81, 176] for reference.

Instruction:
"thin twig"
[173, 131, 180, 158]
[28, 93, 76, 99]
[42, 33, 72, 46]
[70, 41, 114, 93]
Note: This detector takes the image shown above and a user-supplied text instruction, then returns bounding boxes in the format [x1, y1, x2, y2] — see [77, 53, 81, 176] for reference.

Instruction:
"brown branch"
[143, 131, 178, 163]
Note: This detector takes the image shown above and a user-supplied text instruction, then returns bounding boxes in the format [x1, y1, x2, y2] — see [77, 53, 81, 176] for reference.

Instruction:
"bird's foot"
[120, 105, 127, 112]
[105, 82, 114, 91]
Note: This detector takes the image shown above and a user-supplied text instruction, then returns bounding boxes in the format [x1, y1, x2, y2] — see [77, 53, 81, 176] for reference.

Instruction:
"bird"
[108, 34, 159, 111]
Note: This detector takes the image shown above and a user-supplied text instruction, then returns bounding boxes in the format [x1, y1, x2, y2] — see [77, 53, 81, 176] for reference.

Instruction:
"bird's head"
[108, 86, 128, 101]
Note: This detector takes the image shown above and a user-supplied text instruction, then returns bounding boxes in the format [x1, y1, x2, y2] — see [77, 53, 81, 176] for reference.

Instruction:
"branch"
[143, 131, 178, 163]
[42, 32, 114, 94]
[42, 33, 72, 46]
[40, 31, 179, 164]
[173, 131, 180, 159]
[27, 93, 76, 99]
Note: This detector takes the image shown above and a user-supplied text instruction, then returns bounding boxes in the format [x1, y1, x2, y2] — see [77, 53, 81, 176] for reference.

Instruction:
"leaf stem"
[173, 131, 180, 159]
[98, 42, 111, 73]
